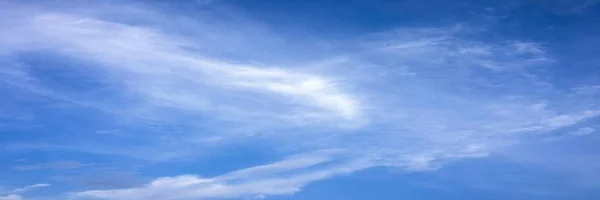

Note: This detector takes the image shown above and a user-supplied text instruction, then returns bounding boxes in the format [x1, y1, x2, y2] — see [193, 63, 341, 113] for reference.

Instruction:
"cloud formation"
[73, 151, 370, 200]
[1, 1, 599, 199]
[13, 161, 87, 171]
[0, 195, 22, 200]
[571, 127, 595, 136]
[5, 184, 49, 195]
[0, 183, 49, 200]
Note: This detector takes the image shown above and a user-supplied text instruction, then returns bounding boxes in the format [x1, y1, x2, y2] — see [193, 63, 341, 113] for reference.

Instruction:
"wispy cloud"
[572, 85, 600, 95]
[571, 127, 595, 136]
[13, 161, 88, 171]
[72, 151, 371, 200]
[0, 194, 22, 200]
[1, 1, 599, 199]
[4, 184, 50, 195]
[5, 11, 363, 124]
[0, 5, 365, 161]
[0, 183, 49, 200]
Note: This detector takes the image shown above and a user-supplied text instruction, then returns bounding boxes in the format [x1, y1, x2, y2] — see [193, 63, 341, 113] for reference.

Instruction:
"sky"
[1, 0, 600, 199]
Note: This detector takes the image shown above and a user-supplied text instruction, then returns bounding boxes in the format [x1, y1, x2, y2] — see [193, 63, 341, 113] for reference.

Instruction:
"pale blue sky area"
[1, 0, 600, 200]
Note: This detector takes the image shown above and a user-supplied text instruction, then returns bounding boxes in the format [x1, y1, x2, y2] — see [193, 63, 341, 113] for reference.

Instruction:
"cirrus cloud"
[1, 1, 599, 199]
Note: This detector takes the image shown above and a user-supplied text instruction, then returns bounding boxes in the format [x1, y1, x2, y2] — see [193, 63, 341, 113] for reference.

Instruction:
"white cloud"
[1, 2, 600, 199]
[72, 151, 371, 200]
[2, 12, 362, 125]
[0, 194, 22, 200]
[2, 2, 594, 162]
[572, 85, 600, 95]
[512, 41, 545, 55]
[0, 183, 49, 200]
[13, 161, 87, 171]
[0, 7, 366, 160]
[543, 111, 600, 129]
[5, 184, 50, 194]
[571, 127, 595, 136]
[510, 110, 600, 133]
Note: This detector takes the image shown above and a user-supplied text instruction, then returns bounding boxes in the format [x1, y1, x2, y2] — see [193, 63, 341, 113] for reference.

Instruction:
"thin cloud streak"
[0, 194, 22, 200]
[72, 151, 372, 200]
[13, 161, 88, 171]
[5, 184, 50, 195]
[0, 183, 50, 200]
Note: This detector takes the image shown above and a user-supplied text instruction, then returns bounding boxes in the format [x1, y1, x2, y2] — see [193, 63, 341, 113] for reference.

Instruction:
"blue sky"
[1, 0, 600, 199]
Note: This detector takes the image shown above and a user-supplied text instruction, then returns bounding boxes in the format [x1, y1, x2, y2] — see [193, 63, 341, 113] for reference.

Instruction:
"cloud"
[2, 10, 363, 125]
[572, 85, 600, 95]
[499, 135, 600, 189]
[571, 127, 595, 136]
[0, 4, 365, 160]
[512, 110, 600, 133]
[4, 184, 50, 195]
[13, 161, 87, 171]
[72, 151, 371, 200]
[1, 1, 600, 199]
[0, 183, 49, 200]
[0, 195, 22, 200]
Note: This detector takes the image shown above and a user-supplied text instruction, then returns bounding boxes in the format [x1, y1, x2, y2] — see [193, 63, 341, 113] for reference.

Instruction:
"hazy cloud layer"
[1, 1, 599, 199]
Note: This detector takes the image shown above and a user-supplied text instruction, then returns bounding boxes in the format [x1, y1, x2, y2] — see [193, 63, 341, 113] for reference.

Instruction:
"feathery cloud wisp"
[1, 1, 599, 199]
[0, 194, 22, 200]
[73, 151, 371, 200]
[5, 184, 49, 195]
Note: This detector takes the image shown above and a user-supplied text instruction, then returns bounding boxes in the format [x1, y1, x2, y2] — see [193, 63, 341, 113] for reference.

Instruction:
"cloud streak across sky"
[1, 0, 599, 199]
